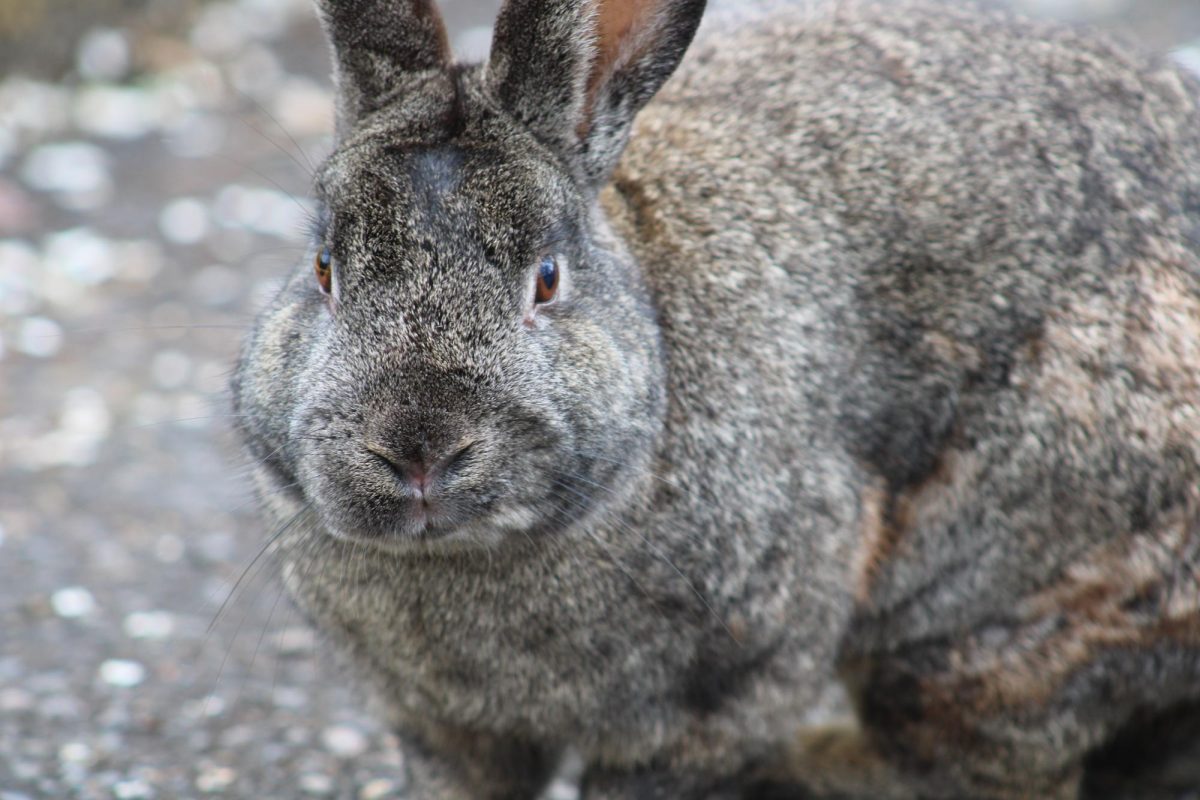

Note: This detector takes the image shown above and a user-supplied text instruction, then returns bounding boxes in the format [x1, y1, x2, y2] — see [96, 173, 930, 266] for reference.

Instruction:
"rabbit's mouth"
[319, 500, 522, 553]
[259, 459, 527, 551]
[298, 449, 529, 551]
[316, 490, 501, 548]
[300, 458, 602, 553]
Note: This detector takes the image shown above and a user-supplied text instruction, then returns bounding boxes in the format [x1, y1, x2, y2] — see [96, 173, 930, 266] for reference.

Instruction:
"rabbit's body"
[235, 0, 1200, 797]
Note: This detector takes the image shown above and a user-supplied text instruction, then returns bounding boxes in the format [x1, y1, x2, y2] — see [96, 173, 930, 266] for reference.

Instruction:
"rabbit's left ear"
[315, 0, 452, 137]
[487, 0, 707, 189]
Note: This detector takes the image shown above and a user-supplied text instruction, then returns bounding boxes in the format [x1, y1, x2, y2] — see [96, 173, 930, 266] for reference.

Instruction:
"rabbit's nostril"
[439, 441, 474, 477]
[366, 440, 474, 498]
[366, 444, 420, 490]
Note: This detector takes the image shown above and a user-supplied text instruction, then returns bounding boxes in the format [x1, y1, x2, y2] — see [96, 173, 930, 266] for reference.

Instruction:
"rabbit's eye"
[535, 255, 559, 304]
[314, 247, 333, 294]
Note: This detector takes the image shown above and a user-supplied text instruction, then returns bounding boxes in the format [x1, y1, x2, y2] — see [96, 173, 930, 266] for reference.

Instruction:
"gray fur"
[315, 0, 452, 137]
[232, 0, 1200, 797]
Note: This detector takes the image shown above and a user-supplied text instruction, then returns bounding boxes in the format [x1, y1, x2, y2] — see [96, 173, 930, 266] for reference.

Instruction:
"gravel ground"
[1, 1, 1199, 799]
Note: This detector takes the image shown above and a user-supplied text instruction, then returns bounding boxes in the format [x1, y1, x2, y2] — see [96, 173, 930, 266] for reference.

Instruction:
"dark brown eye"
[535, 255, 559, 304]
[314, 246, 332, 294]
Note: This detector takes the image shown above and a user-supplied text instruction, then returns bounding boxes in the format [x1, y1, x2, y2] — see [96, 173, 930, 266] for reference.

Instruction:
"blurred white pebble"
[123, 610, 175, 640]
[194, 763, 237, 792]
[51, 586, 96, 618]
[76, 28, 131, 82]
[111, 779, 154, 800]
[299, 773, 334, 795]
[58, 741, 93, 764]
[99, 659, 147, 688]
[270, 77, 334, 138]
[321, 724, 368, 758]
[16, 316, 64, 358]
[74, 86, 162, 140]
[61, 387, 113, 441]
[159, 198, 211, 245]
[44, 227, 116, 286]
[543, 780, 580, 800]
[358, 779, 402, 800]
[10, 387, 115, 470]
[20, 142, 112, 210]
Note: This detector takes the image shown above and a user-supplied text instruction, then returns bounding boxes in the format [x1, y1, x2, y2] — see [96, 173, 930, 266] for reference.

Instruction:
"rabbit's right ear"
[314, 0, 452, 137]
[487, 0, 706, 190]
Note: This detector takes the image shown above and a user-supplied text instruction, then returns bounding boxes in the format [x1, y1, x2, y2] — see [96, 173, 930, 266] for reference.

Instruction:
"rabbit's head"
[234, 0, 705, 547]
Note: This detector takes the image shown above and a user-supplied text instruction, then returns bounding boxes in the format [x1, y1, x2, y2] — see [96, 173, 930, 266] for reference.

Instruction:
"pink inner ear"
[595, 0, 646, 74]
[579, 0, 661, 135]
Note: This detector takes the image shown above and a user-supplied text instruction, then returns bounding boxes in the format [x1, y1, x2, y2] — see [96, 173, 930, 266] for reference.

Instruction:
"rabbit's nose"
[367, 440, 474, 500]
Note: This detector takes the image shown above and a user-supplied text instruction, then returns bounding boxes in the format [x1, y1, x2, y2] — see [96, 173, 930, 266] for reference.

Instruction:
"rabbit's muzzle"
[295, 410, 502, 545]
[286, 356, 577, 550]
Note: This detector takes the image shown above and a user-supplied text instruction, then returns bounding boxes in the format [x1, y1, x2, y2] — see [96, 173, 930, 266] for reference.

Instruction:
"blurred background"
[1, 1, 1199, 798]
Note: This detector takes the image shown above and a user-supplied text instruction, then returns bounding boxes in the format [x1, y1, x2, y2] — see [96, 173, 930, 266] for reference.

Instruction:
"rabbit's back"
[612, 0, 1200, 613]
[608, 3, 1200, 792]
[618, 0, 1200, 357]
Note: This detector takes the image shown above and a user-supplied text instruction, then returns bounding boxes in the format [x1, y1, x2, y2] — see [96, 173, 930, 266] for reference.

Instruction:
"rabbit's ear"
[315, 0, 452, 136]
[487, 0, 706, 188]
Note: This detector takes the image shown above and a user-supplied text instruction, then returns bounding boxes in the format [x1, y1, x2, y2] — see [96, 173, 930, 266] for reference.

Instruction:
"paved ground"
[1, 1, 1198, 798]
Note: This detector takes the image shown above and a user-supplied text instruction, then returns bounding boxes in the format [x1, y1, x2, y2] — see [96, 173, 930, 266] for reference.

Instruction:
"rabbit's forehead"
[318, 140, 577, 253]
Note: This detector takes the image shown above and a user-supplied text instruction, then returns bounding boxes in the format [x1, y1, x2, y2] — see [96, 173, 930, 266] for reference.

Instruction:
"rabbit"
[231, 0, 1200, 797]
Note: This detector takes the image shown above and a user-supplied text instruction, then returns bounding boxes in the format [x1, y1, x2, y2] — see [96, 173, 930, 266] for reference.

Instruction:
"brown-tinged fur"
[842, 240, 1200, 797]
[851, 479, 889, 603]
[233, 0, 1200, 797]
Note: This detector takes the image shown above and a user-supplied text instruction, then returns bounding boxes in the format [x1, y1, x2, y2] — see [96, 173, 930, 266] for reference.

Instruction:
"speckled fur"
[232, 1, 1200, 797]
